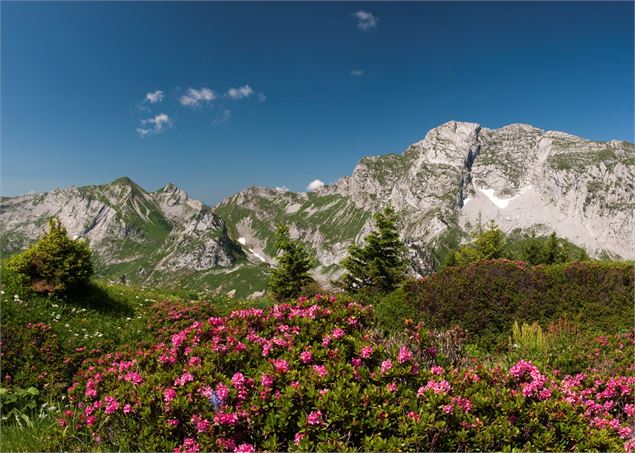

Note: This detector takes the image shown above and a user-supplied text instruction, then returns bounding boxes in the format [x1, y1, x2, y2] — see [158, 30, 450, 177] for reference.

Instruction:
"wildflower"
[261, 373, 274, 388]
[123, 404, 134, 414]
[271, 359, 289, 374]
[313, 364, 328, 378]
[174, 372, 194, 386]
[442, 404, 453, 414]
[386, 382, 398, 393]
[164, 388, 177, 404]
[307, 410, 323, 425]
[360, 346, 373, 359]
[332, 328, 345, 339]
[294, 432, 306, 446]
[397, 346, 413, 364]
[167, 418, 181, 427]
[232, 372, 246, 388]
[104, 395, 119, 414]
[124, 372, 144, 385]
[234, 444, 255, 453]
[175, 437, 199, 453]
[380, 359, 393, 374]
[300, 350, 313, 364]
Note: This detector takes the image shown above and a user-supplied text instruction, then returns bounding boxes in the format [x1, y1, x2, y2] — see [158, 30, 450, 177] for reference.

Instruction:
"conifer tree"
[6, 217, 94, 294]
[521, 230, 545, 265]
[453, 219, 506, 265]
[338, 207, 408, 294]
[268, 224, 316, 301]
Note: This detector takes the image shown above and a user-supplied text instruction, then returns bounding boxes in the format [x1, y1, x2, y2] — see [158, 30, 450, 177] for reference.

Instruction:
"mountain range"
[2, 121, 633, 298]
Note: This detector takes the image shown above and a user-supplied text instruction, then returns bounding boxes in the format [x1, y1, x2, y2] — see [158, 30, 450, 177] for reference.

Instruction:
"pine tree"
[545, 232, 562, 264]
[521, 230, 545, 265]
[338, 207, 408, 294]
[268, 224, 316, 301]
[453, 220, 506, 265]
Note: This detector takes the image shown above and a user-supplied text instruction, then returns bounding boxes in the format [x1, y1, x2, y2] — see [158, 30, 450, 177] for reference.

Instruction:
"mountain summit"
[2, 122, 633, 296]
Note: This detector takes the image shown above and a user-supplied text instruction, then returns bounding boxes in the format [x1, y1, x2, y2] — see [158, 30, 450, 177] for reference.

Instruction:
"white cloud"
[354, 10, 378, 30]
[257, 92, 267, 102]
[226, 85, 254, 100]
[137, 113, 173, 137]
[145, 90, 164, 104]
[212, 109, 232, 125]
[180, 87, 216, 108]
[350, 69, 365, 77]
[306, 179, 325, 191]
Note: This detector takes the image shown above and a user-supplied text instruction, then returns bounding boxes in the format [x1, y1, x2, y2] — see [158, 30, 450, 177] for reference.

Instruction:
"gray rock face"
[2, 121, 633, 293]
[0, 177, 242, 283]
[217, 121, 635, 282]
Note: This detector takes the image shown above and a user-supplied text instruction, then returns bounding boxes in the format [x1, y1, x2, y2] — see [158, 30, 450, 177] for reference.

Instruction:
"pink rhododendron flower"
[386, 382, 398, 393]
[332, 328, 345, 339]
[271, 359, 289, 374]
[234, 443, 255, 453]
[104, 395, 119, 414]
[261, 373, 274, 388]
[188, 356, 202, 367]
[360, 346, 373, 359]
[214, 411, 239, 425]
[442, 404, 454, 414]
[174, 372, 194, 386]
[380, 359, 393, 374]
[175, 437, 199, 453]
[123, 403, 133, 414]
[307, 410, 323, 425]
[313, 364, 328, 378]
[294, 432, 306, 445]
[124, 372, 144, 385]
[216, 382, 229, 401]
[163, 388, 177, 403]
[398, 346, 413, 364]
[300, 350, 313, 363]
[232, 372, 246, 388]
[167, 418, 181, 427]
[431, 366, 444, 376]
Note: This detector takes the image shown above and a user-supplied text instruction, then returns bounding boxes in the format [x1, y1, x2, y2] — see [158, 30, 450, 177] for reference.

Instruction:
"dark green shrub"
[374, 286, 419, 333]
[6, 218, 94, 294]
[403, 259, 634, 349]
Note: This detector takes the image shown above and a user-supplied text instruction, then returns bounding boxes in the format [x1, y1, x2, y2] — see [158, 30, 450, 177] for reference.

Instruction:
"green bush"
[403, 260, 634, 349]
[6, 218, 94, 294]
[374, 287, 419, 333]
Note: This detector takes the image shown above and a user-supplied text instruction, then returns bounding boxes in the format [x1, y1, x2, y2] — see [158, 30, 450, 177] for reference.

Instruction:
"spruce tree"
[453, 219, 506, 265]
[521, 230, 545, 265]
[268, 224, 316, 301]
[338, 207, 408, 294]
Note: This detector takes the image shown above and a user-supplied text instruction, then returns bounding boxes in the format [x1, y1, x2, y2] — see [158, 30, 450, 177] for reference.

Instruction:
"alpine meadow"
[1, 2, 634, 452]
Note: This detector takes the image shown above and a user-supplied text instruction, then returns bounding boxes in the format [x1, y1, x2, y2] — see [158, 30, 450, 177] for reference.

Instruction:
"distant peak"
[110, 176, 136, 186]
[161, 182, 179, 192]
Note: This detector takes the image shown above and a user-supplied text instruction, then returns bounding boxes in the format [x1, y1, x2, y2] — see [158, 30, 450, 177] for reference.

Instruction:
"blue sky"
[2, 1, 633, 204]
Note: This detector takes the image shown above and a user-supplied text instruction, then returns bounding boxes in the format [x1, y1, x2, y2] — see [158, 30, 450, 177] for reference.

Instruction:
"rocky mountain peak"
[406, 121, 481, 167]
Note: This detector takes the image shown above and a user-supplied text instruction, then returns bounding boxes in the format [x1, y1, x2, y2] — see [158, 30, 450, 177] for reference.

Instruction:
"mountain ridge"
[2, 121, 634, 296]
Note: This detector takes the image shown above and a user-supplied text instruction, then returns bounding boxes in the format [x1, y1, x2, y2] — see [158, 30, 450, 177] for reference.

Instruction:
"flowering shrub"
[49, 295, 634, 451]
